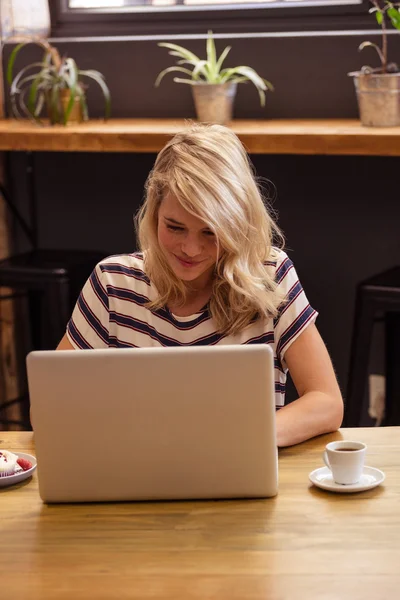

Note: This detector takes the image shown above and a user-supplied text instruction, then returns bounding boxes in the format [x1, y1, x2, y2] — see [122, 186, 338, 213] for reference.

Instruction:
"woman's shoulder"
[263, 247, 290, 272]
[96, 252, 150, 283]
[98, 251, 145, 268]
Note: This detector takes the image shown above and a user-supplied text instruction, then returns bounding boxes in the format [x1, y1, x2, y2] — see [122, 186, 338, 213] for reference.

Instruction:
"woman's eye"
[167, 224, 184, 232]
[203, 230, 215, 237]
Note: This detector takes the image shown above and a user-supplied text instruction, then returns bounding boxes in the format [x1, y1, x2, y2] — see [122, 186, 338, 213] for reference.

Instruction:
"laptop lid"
[26, 344, 278, 503]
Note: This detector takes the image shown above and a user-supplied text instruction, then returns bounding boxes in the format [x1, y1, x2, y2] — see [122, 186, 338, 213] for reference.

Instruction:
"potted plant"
[6, 36, 111, 125]
[349, 0, 400, 126]
[155, 31, 273, 124]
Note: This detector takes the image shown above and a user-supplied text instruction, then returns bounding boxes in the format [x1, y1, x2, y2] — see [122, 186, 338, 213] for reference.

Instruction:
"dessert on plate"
[0, 450, 33, 477]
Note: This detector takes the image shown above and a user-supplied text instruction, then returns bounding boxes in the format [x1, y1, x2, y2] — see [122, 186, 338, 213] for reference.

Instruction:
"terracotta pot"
[191, 82, 237, 125]
[46, 89, 84, 125]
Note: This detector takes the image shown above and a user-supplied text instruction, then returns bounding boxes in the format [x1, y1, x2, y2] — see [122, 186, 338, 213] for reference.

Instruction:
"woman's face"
[157, 193, 219, 289]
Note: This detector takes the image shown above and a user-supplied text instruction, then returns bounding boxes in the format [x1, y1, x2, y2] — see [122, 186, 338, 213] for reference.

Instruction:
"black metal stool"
[345, 266, 400, 427]
[0, 248, 105, 430]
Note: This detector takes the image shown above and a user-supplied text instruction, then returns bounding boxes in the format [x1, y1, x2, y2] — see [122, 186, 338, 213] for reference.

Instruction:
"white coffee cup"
[323, 440, 366, 485]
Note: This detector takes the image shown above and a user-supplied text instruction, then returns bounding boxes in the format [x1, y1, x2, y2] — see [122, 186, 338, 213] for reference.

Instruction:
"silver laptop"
[26, 345, 278, 503]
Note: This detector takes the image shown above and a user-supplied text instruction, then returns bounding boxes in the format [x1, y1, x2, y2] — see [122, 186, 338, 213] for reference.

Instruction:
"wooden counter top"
[0, 118, 399, 155]
[1, 427, 399, 599]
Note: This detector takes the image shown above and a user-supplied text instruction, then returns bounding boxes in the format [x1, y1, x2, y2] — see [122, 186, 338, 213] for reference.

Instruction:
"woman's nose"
[181, 234, 203, 257]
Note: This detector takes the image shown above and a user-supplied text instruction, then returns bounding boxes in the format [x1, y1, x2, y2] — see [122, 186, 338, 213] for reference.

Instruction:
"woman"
[57, 123, 343, 447]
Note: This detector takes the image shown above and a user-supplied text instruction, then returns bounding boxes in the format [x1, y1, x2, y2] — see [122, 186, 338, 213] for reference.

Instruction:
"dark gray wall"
[5, 32, 399, 119]
[4, 31, 400, 418]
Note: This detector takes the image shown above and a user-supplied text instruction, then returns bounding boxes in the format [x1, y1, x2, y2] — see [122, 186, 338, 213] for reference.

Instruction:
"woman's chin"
[173, 269, 201, 282]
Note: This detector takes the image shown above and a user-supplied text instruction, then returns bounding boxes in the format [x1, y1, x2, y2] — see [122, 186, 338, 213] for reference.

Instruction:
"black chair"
[0, 248, 105, 430]
[345, 266, 400, 427]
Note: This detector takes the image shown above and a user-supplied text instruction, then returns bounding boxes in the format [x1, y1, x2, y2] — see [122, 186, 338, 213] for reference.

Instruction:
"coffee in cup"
[323, 441, 366, 485]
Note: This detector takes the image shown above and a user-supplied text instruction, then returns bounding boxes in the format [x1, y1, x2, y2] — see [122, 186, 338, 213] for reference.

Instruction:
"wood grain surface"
[0, 118, 399, 155]
[0, 427, 399, 599]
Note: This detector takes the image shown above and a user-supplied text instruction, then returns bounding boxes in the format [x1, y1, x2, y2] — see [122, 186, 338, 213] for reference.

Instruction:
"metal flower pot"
[191, 82, 237, 125]
[349, 72, 400, 127]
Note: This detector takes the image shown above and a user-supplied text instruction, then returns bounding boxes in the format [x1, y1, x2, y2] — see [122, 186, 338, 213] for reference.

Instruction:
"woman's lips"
[174, 255, 203, 268]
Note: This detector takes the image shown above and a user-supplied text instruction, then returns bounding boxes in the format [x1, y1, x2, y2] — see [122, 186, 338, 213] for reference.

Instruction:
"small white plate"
[0, 452, 37, 489]
[309, 465, 385, 493]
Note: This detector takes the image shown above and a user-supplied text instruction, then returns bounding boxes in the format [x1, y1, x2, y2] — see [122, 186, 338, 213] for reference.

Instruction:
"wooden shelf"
[0, 118, 399, 156]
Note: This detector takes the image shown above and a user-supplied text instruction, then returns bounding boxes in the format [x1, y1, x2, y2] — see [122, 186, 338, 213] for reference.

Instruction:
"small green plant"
[359, 0, 400, 73]
[6, 36, 111, 125]
[155, 31, 273, 106]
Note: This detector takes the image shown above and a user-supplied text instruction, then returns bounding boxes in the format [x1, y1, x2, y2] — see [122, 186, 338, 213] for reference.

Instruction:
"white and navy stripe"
[66, 249, 317, 407]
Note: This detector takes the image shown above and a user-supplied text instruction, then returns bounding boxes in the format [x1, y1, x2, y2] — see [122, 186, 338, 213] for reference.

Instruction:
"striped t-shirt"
[66, 249, 317, 407]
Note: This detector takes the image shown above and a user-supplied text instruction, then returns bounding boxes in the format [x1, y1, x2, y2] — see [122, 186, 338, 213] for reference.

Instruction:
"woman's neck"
[169, 280, 213, 317]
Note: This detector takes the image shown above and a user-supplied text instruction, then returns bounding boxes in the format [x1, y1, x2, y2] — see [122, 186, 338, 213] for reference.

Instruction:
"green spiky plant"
[155, 31, 273, 107]
[6, 36, 111, 125]
[358, 0, 400, 72]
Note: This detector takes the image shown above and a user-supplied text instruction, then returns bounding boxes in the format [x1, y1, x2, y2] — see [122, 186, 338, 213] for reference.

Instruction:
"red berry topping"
[17, 458, 32, 471]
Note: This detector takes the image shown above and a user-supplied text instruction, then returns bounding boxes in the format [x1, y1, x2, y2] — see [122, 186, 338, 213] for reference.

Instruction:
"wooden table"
[0, 118, 400, 156]
[1, 427, 399, 599]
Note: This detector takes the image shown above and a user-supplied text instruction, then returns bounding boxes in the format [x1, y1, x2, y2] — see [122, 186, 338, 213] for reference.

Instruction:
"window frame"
[50, 0, 375, 38]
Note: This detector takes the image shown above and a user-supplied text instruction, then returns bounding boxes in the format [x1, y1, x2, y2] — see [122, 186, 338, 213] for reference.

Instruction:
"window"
[51, 0, 374, 37]
[68, 0, 349, 6]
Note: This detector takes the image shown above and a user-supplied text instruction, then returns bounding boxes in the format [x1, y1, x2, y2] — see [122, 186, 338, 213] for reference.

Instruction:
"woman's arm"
[276, 323, 344, 447]
[56, 334, 75, 350]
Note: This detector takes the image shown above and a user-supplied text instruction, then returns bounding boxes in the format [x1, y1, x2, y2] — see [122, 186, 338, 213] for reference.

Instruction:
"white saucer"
[0, 453, 37, 489]
[309, 465, 385, 493]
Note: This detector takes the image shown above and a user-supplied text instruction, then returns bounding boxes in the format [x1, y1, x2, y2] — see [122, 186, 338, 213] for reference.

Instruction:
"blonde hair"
[136, 122, 286, 335]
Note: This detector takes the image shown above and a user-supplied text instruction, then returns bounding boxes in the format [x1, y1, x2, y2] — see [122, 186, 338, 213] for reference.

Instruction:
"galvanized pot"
[191, 82, 237, 125]
[349, 72, 400, 127]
